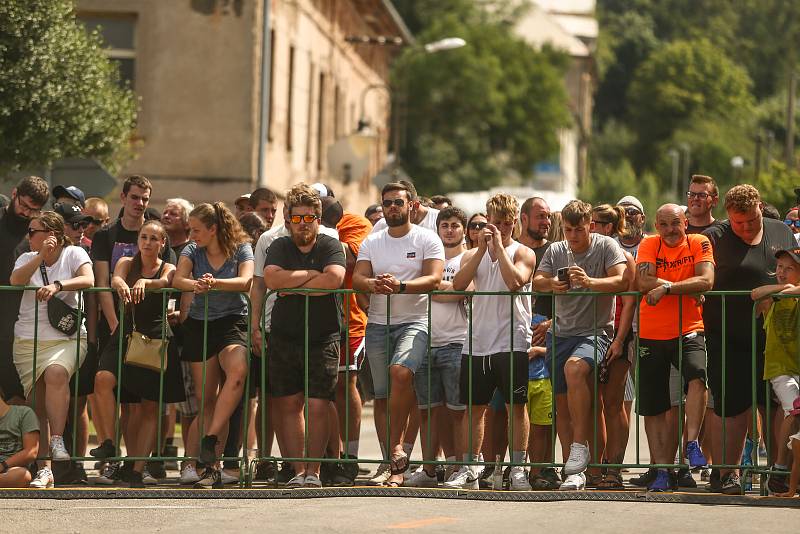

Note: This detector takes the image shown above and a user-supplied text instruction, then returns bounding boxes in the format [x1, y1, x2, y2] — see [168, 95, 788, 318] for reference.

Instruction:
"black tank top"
[123, 260, 168, 339]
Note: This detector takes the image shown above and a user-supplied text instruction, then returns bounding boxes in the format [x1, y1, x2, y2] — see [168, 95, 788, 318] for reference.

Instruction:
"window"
[79, 14, 136, 89]
[306, 62, 315, 165]
[317, 73, 326, 172]
[286, 45, 295, 151]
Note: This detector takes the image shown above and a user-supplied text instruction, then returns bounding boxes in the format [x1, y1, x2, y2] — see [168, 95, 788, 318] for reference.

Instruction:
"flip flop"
[390, 451, 409, 475]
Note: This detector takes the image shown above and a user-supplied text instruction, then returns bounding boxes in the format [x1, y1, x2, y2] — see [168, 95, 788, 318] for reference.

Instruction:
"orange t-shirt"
[636, 233, 715, 340]
[337, 213, 371, 337]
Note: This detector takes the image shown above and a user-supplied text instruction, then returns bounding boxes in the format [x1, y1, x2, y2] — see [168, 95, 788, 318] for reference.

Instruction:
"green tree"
[0, 0, 137, 174]
[393, 2, 571, 194]
[754, 161, 800, 213]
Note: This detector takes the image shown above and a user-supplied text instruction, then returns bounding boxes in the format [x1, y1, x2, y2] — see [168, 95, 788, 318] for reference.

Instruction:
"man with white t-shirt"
[370, 180, 439, 234]
[404, 206, 471, 487]
[451, 193, 537, 491]
[353, 182, 444, 487]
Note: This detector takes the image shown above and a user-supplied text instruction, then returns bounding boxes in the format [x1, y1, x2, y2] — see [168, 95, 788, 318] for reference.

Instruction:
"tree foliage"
[0, 0, 137, 174]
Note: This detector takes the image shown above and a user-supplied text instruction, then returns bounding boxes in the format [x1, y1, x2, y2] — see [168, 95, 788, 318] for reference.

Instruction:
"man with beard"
[264, 183, 346, 487]
[354, 182, 444, 487]
[686, 175, 720, 235]
[370, 180, 439, 233]
[0, 176, 49, 403]
[518, 197, 560, 489]
[635, 204, 715, 491]
[617, 196, 647, 258]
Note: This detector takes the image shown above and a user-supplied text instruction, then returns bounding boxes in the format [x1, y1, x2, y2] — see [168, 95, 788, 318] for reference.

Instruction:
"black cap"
[52, 185, 86, 207]
[54, 202, 92, 224]
[775, 247, 800, 264]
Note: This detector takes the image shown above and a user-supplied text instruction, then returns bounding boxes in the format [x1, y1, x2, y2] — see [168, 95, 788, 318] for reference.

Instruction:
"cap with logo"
[52, 185, 86, 207]
[617, 195, 645, 215]
[54, 202, 92, 225]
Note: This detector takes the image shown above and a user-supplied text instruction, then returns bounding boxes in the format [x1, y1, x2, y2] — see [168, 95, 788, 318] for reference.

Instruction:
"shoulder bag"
[39, 262, 81, 336]
[124, 306, 169, 372]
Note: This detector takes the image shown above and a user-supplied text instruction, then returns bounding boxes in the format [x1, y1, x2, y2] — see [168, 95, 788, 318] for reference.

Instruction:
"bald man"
[634, 204, 715, 491]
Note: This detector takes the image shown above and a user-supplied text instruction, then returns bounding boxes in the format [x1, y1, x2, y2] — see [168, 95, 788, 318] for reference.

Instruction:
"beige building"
[76, 0, 411, 213]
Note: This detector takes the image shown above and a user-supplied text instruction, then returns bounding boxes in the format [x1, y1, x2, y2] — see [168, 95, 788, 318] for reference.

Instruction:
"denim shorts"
[414, 343, 464, 410]
[545, 333, 611, 395]
[365, 322, 428, 400]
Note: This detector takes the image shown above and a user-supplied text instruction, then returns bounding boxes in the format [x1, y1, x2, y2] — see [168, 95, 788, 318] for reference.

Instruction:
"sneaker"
[194, 468, 223, 489]
[303, 473, 322, 488]
[700, 468, 711, 481]
[89, 439, 116, 459]
[94, 462, 122, 485]
[508, 466, 530, 491]
[275, 462, 297, 486]
[648, 469, 672, 492]
[142, 468, 158, 486]
[367, 463, 392, 486]
[325, 462, 355, 487]
[705, 468, 722, 492]
[177, 464, 199, 485]
[220, 469, 240, 485]
[56, 462, 88, 485]
[563, 442, 590, 475]
[340, 454, 359, 484]
[685, 440, 707, 468]
[630, 467, 657, 487]
[559, 472, 586, 490]
[720, 472, 744, 495]
[530, 467, 561, 490]
[163, 445, 179, 471]
[404, 466, 438, 488]
[478, 465, 495, 489]
[767, 470, 789, 495]
[29, 467, 54, 488]
[254, 460, 277, 482]
[285, 473, 306, 488]
[676, 468, 697, 488]
[444, 465, 481, 489]
[199, 435, 218, 465]
[128, 470, 145, 489]
[146, 460, 167, 480]
[50, 435, 70, 461]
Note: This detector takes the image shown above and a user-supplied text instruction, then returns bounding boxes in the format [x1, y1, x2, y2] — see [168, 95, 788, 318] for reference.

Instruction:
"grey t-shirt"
[0, 405, 39, 462]
[537, 234, 626, 338]
[181, 242, 255, 321]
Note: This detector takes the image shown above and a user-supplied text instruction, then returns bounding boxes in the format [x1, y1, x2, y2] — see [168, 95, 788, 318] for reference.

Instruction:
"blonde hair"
[592, 204, 626, 236]
[486, 193, 519, 220]
[189, 202, 249, 258]
[285, 183, 322, 216]
[34, 211, 71, 247]
[548, 211, 565, 242]
[724, 184, 761, 213]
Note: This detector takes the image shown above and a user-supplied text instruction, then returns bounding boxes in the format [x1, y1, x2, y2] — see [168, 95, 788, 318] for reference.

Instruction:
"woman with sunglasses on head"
[173, 202, 254, 488]
[91, 220, 184, 487]
[466, 213, 488, 249]
[10, 212, 94, 488]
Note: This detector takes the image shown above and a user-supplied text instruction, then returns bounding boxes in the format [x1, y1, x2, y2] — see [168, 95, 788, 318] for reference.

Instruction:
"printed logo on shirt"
[406, 252, 416, 259]
[655, 254, 695, 271]
[701, 241, 710, 254]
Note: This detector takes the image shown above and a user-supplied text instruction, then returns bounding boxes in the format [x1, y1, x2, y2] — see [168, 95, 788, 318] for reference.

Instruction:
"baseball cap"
[311, 183, 335, 198]
[53, 185, 86, 207]
[54, 202, 92, 225]
[775, 247, 800, 264]
[235, 193, 251, 207]
[789, 396, 800, 416]
[617, 195, 644, 215]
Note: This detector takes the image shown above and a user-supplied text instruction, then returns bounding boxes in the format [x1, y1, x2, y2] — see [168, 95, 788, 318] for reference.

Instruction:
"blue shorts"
[365, 322, 428, 400]
[545, 333, 611, 395]
[414, 343, 464, 410]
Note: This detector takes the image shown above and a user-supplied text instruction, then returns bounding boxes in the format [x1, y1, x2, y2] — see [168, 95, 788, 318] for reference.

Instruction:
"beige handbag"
[123, 307, 169, 372]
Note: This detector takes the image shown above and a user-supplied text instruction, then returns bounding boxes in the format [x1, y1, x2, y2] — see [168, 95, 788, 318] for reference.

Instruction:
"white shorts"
[14, 337, 88, 397]
[769, 375, 800, 415]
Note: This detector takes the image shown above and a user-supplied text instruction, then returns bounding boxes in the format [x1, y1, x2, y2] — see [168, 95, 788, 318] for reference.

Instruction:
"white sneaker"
[368, 463, 391, 485]
[404, 466, 438, 488]
[444, 465, 481, 489]
[563, 442, 590, 475]
[94, 462, 121, 485]
[285, 473, 306, 488]
[30, 467, 54, 488]
[508, 466, 530, 491]
[220, 469, 240, 485]
[142, 468, 158, 485]
[179, 464, 201, 485]
[560, 472, 586, 490]
[50, 435, 70, 461]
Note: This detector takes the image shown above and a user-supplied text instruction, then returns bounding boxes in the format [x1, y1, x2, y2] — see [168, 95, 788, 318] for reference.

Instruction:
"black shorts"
[267, 335, 339, 400]
[706, 330, 769, 418]
[70, 340, 98, 397]
[459, 351, 527, 406]
[181, 315, 248, 362]
[637, 333, 708, 416]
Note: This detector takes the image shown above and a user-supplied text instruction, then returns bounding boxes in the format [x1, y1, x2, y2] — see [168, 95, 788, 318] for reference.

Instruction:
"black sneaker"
[128, 470, 145, 489]
[676, 468, 697, 488]
[326, 462, 354, 487]
[194, 468, 223, 489]
[720, 472, 744, 495]
[767, 470, 789, 494]
[146, 460, 167, 480]
[435, 464, 446, 483]
[340, 454, 359, 484]
[630, 468, 657, 487]
[705, 468, 722, 492]
[275, 462, 296, 486]
[163, 445, 179, 471]
[89, 439, 116, 459]
[478, 465, 494, 489]
[530, 467, 561, 490]
[319, 459, 334, 485]
[199, 435, 218, 465]
[254, 460, 278, 482]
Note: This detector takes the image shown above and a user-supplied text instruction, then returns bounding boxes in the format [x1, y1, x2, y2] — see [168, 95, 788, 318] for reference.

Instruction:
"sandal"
[390, 451, 409, 475]
[585, 473, 604, 488]
[596, 470, 625, 490]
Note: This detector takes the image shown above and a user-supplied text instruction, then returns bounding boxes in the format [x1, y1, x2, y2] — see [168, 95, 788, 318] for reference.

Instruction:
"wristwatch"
[398, 281, 407, 294]
[53, 280, 63, 292]
[1, 460, 8, 474]
[662, 281, 672, 294]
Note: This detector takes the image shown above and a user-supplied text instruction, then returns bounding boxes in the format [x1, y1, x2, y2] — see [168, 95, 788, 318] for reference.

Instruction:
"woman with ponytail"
[10, 211, 94, 488]
[173, 202, 253, 488]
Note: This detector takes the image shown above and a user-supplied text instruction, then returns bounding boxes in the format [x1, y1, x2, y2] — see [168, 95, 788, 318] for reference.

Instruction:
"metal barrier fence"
[4, 284, 796, 495]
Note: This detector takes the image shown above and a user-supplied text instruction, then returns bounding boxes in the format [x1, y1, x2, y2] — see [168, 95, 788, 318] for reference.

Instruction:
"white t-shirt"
[358, 225, 444, 325]
[253, 223, 339, 330]
[371, 207, 440, 234]
[14, 246, 92, 340]
[431, 252, 467, 347]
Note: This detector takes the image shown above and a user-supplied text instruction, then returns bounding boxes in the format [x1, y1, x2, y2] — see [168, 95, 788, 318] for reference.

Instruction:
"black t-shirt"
[702, 218, 796, 339]
[0, 206, 30, 285]
[532, 242, 553, 318]
[265, 234, 346, 343]
[687, 221, 720, 235]
[91, 219, 176, 283]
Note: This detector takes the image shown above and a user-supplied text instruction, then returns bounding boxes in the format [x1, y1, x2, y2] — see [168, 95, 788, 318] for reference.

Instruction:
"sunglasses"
[27, 228, 49, 237]
[784, 219, 800, 228]
[289, 214, 319, 224]
[623, 208, 642, 217]
[88, 218, 105, 226]
[592, 220, 611, 225]
[468, 221, 487, 230]
[70, 220, 90, 231]
[382, 198, 406, 208]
